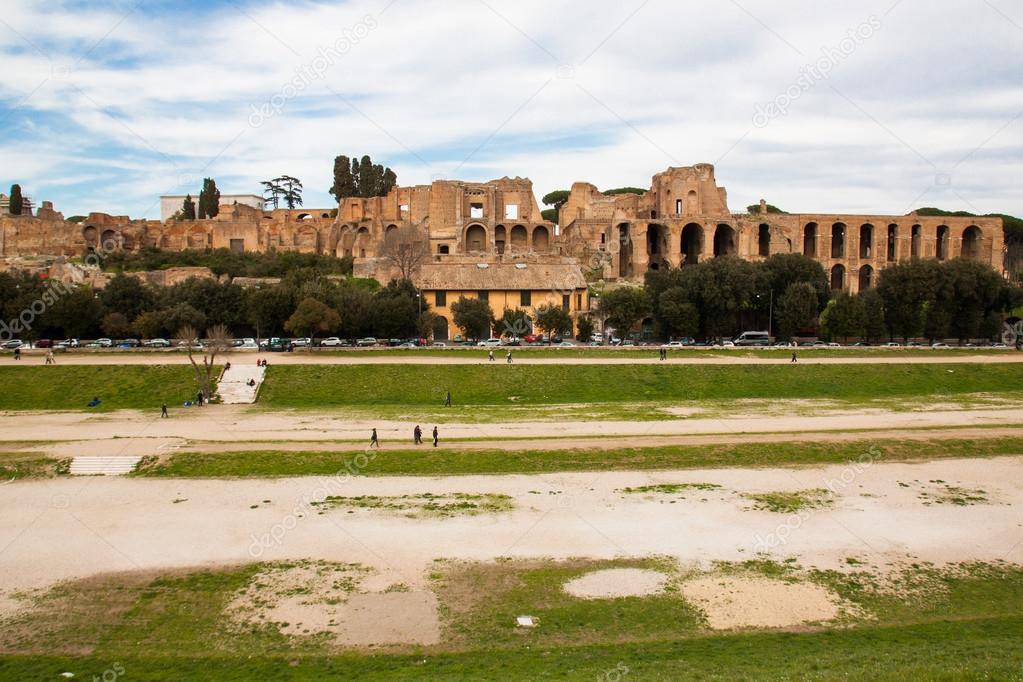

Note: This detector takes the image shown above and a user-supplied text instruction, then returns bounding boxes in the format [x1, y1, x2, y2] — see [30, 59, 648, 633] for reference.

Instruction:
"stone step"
[69, 456, 142, 476]
[218, 365, 266, 404]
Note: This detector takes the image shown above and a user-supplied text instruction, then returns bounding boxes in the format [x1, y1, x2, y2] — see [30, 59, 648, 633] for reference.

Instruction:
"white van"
[733, 331, 771, 347]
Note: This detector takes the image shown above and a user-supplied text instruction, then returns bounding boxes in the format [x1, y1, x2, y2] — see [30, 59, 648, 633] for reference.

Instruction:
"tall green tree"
[598, 287, 649, 340]
[496, 308, 532, 338]
[776, 282, 818, 340]
[261, 180, 281, 209]
[181, 194, 196, 220]
[534, 303, 573, 342]
[451, 296, 494, 340]
[8, 184, 23, 215]
[284, 297, 339, 338]
[819, 293, 865, 342]
[276, 175, 303, 208]
[541, 189, 570, 223]
[576, 316, 595, 342]
[198, 177, 220, 219]
[860, 288, 886, 342]
[330, 155, 396, 201]
[658, 287, 700, 339]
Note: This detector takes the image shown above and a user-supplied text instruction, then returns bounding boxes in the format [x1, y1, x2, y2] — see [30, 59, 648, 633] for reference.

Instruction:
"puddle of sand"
[563, 568, 668, 599]
[681, 575, 845, 629]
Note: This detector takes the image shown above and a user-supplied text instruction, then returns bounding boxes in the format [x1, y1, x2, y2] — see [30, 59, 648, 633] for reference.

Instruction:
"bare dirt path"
[2, 456, 1021, 615]
[3, 407, 1023, 456]
[6, 351, 1022, 366]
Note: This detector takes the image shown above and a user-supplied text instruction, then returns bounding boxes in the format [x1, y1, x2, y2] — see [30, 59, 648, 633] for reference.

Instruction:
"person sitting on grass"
[87, 397, 101, 408]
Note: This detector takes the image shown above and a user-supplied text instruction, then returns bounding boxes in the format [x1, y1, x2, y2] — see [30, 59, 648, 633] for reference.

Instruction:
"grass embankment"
[1, 560, 1021, 680]
[259, 363, 1023, 408]
[136, 437, 1023, 478]
[0, 366, 206, 411]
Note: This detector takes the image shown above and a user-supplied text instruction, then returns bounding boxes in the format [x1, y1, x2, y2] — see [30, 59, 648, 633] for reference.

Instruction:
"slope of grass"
[135, 437, 1023, 478]
[258, 363, 1022, 408]
[0, 366, 206, 411]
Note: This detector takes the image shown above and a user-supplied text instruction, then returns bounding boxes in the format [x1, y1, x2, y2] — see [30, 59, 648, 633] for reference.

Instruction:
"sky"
[0, 0, 1021, 220]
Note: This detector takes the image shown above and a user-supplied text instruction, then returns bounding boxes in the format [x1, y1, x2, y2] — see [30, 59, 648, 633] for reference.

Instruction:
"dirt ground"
[1, 456, 1021, 623]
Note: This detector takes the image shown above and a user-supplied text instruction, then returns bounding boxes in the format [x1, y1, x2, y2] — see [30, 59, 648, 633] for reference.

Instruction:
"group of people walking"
[370, 425, 439, 448]
[487, 349, 514, 363]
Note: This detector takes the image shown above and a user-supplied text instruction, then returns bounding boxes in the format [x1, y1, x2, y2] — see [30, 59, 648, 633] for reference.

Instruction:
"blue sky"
[1, 0, 1021, 219]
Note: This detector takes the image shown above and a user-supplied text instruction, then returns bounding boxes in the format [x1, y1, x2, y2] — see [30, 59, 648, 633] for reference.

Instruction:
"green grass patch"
[0, 366, 208, 411]
[258, 363, 1023, 408]
[311, 493, 514, 518]
[744, 488, 834, 513]
[135, 437, 1023, 478]
[0, 452, 68, 480]
[618, 483, 723, 494]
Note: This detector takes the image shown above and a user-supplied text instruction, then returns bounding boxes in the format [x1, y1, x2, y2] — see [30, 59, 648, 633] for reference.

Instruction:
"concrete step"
[69, 456, 142, 476]
[218, 365, 266, 404]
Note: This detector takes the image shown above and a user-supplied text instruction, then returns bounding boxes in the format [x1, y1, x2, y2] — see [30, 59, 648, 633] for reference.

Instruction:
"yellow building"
[414, 262, 588, 340]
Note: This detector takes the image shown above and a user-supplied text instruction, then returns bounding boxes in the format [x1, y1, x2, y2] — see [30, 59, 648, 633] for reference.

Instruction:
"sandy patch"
[0, 593, 25, 622]
[228, 562, 439, 647]
[681, 576, 845, 629]
[563, 568, 668, 599]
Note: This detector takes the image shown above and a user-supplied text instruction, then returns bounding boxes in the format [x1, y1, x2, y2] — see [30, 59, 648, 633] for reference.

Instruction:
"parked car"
[556, 341, 575, 348]
[232, 338, 258, 349]
[1, 340, 25, 350]
[931, 342, 950, 349]
[478, 338, 503, 347]
[432, 341, 448, 347]
[115, 339, 140, 348]
[267, 337, 293, 352]
[356, 337, 378, 347]
[143, 338, 171, 348]
[320, 337, 345, 347]
[880, 342, 901, 348]
[59, 338, 80, 348]
[991, 342, 1009, 348]
[291, 337, 312, 348]
[733, 331, 771, 347]
[397, 342, 417, 348]
[662, 341, 686, 349]
[34, 339, 53, 349]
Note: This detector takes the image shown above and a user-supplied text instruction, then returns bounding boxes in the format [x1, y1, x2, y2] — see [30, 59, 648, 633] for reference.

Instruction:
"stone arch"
[321, 212, 330, 219]
[858, 264, 874, 291]
[831, 223, 846, 258]
[831, 264, 846, 290]
[647, 224, 669, 270]
[432, 316, 450, 341]
[758, 223, 771, 257]
[495, 225, 506, 254]
[100, 229, 118, 250]
[886, 224, 898, 262]
[385, 224, 398, 235]
[685, 190, 698, 214]
[961, 225, 982, 260]
[121, 233, 136, 251]
[617, 223, 633, 278]
[83, 226, 98, 247]
[936, 225, 950, 260]
[297, 213, 313, 221]
[510, 225, 527, 250]
[803, 223, 817, 257]
[911, 224, 921, 258]
[713, 224, 736, 257]
[532, 225, 550, 252]
[859, 224, 874, 258]
[465, 224, 488, 253]
[681, 223, 703, 265]
[356, 226, 370, 258]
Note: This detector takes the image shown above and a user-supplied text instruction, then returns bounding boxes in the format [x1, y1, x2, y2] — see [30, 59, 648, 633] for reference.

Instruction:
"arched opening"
[356, 227, 369, 258]
[803, 223, 817, 257]
[465, 224, 488, 253]
[713, 224, 736, 257]
[680, 223, 703, 265]
[936, 225, 949, 260]
[830, 264, 846, 290]
[961, 225, 982, 260]
[685, 190, 698, 214]
[532, 225, 550, 252]
[121, 233, 136, 251]
[618, 224, 633, 278]
[385, 224, 398, 235]
[858, 265, 874, 291]
[887, 224, 898, 262]
[83, 226, 98, 247]
[495, 225, 506, 255]
[510, 225, 527, 250]
[432, 316, 449, 341]
[321, 213, 330, 218]
[859, 224, 873, 258]
[911, 225, 921, 258]
[647, 224, 668, 270]
[100, 229, 117, 250]
[758, 223, 771, 257]
[831, 223, 846, 258]
[297, 213, 312, 221]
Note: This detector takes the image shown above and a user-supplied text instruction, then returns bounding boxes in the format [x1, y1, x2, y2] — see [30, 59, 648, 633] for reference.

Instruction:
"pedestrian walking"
[432, 426, 439, 447]
[506, 349, 513, 364]
[196, 389, 204, 407]
[161, 403, 169, 418]
[45, 350, 55, 365]
[791, 351, 798, 363]
[414, 425, 422, 445]
[370, 428, 379, 448]
[444, 390, 452, 407]
[488, 350, 495, 362]
[13, 348, 20, 361]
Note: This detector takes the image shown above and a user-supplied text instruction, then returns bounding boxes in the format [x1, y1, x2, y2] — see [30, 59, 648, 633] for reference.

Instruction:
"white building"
[160, 194, 264, 222]
[0, 193, 34, 215]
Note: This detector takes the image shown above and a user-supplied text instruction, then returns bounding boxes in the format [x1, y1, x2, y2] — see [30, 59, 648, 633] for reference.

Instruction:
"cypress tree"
[182, 194, 196, 220]
[9, 184, 23, 215]
[198, 178, 220, 219]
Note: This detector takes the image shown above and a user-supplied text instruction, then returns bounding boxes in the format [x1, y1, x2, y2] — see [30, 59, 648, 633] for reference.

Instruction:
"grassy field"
[258, 363, 1023, 408]
[134, 437, 1023, 478]
[0, 366, 206, 411]
[1, 560, 1021, 680]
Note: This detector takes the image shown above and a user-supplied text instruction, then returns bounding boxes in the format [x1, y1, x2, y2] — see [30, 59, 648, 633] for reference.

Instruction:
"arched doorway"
[961, 225, 982, 260]
[465, 224, 487, 253]
[858, 265, 874, 291]
[758, 223, 771, 257]
[887, 224, 898, 262]
[713, 224, 736, 257]
[831, 264, 846, 290]
[831, 223, 846, 258]
[911, 225, 921, 258]
[83, 226, 98, 249]
[647, 224, 668, 270]
[618, 224, 632, 278]
[681, 223, 703, 265]
[100, 229, 118, 250]
[859, 224, 874, 258]
[936, 225, 949, 260]
[532, 225, 550, 252]
[510, 225, 527, 251]
[432, 316, 449, 341]
[495, 225, 506, 254]
[803, 223, 817, 257]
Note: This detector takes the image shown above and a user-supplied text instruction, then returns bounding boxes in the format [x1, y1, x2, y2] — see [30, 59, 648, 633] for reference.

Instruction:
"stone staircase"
[217, 364, 266, 404]
[69, 456, 143, 476]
